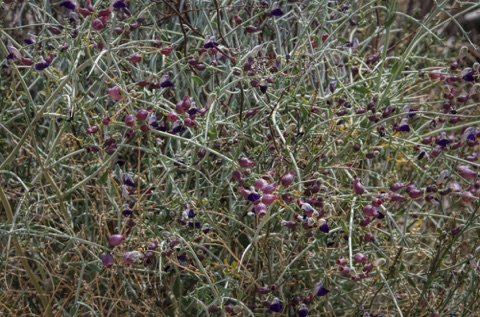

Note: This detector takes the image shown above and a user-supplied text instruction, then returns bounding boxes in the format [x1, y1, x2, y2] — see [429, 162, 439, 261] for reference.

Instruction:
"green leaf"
[385, 15, 395, 27]
[352, 86, 370, 94]
[191, 76, 204, 85]
[97, 170, 109, 185]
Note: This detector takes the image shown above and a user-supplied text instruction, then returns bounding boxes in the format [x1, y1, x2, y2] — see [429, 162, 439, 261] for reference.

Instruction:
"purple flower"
[462, 68, 475, 82]
[269, 298, 283, 313]
[397, 118, 410, 132]
[61, 0, 76, 10]
[111, 0, 126, 9]
[319, 219, 329, 233]
[271, 8, 283, 16]
[160, 73, 174, 88]
[314, 282, 330, 296]
[247, 192, 261, 202]
[203, 35, 218, 49]
[122, 209, 133, 217]
[436, 133, 451, 147]
[24, 33, 35, 45]
[34, 59, 50, 71]
[298, 304, 309, 317]
[123, 173, 136, 187]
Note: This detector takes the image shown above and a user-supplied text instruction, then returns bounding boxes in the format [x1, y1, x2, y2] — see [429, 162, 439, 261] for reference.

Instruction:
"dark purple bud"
[298, 304, 309, 317]
[390, 182, 405, 191]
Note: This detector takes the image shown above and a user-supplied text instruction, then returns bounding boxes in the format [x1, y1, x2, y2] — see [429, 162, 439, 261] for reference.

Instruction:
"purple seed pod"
[254, 178, 268, 190]
[408, 189, 424, 199]
[125, 114, 135, 127]
[107, 86, 122, 100]
[362, 263, 374, 272]
[421, 136, 434, 145]
[102, 117, 111, 125]
[91, 18, 105, 31]
[313, 282, 330, 296]
[281, 220, 297, 229]
[238, 157, 254, 167]
[457, 165, 477, 179]
[359, 217, 372, 227]
[363, 205, 375, 217]
[245, 25, 261, 33]
[281, 171, 295, 187]
[353, 178, 365, 195]
[338, 265, 351, 276]
[232, 170, 244, 184]
[86, 125, 99, 135]
[253, 203, 267, 217]
[353, 253, 368, 263]
[262, 183, 278, 194]
[101, 253, 114, 268]
[109, 233, 126, 246]
[262, 194, 277, 205]
[390, 193, 406, 202]
[123, 250, 144, 265]
[364, 232, 375, 243]
[336, 258, 347, 265]
[371, 197, 383, 207]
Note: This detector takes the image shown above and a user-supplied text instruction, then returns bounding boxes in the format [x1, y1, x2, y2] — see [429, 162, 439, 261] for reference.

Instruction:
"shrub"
[1, 0, 480, 316]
